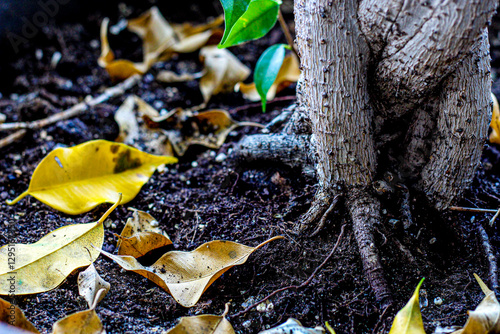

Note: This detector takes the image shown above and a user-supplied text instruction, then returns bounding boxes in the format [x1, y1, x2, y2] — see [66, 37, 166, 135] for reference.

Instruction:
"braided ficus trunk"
[237, 0, 497, 306]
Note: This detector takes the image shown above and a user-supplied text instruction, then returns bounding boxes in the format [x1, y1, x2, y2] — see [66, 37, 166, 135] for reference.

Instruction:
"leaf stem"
[277, 10, 299, 59]
[98, 193, 123, 224]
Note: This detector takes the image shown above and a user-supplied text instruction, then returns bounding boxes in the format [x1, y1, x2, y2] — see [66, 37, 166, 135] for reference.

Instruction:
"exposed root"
[295, 189, 338, 234]
[311, 195, 340, 236]
[348, 187, 393, 308]
[477, 223, 499, 292]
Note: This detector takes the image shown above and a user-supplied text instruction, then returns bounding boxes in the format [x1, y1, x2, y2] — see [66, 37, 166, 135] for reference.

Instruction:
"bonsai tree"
[225, 0, 498, 307]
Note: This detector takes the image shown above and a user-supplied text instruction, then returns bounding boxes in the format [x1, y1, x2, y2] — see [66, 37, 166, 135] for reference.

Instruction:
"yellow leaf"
[7, 140, 176, 215]
[489, 93, 500, 144]
[77, 264, 110, 308]
[0, 298, 39, 333]
[258, 318, 325, 333]
[51, 309, 104, 334]
[199, 46, 250, 104]
[452, 274, 500, 334]
[164, 303, 234, 333]
[0, 198, 120, 295]
[389, 278, 425, 334]
[102, 236, 283, 307]
[236, 54, 301, 101]
[116, 209, 172, 258]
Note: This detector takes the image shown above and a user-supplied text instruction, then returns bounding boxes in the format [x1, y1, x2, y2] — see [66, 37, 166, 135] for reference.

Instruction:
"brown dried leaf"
[452, 274, 500, 334]
[77, 264, 110, 309]
[236, 54, 300, 101]
[116, 209, 172, 258]
[99, 8, 222, 82]
[258, 318, 325, 334]
[199, 46, 250, 103]
[102, 236, 283, 307]
[164, 304, 234, 333]
[0, 298, 39, 333]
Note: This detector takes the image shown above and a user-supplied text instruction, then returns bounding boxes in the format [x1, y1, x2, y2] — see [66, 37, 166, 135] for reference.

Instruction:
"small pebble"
[242, 320, 252, 328]
[434, 297, 443, 305]
[0, 192, 8, 200]
[89, 39, 99, 49]
[429, 237, 437, 244]
[35, 49, 43, 60]
[209, 151, 216, 157]
[215, 153, 227, 162]
[191, 161, 199, 168]
[50, 51, 62, 69]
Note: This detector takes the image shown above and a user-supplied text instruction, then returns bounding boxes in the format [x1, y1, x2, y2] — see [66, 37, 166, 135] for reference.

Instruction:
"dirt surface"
[1, 2, 500, 333]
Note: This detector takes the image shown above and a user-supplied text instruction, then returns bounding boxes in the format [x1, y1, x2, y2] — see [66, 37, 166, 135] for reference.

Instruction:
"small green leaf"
[389, 278, 426, 334]
[218, 0, 281, 48]
[254, 44, 287, 112]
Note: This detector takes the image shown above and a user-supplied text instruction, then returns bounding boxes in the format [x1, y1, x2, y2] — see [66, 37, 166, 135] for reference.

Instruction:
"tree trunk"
[236, 0, 498, 305]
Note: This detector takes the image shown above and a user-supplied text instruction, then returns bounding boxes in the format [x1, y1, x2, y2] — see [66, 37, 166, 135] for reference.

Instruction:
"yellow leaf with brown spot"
[164, 304, 234, 333]
[7, 140, 176, 215]
[0, 199, 119, 295]
[389, 278, 425, 334]
[0, 298, 39, 333]
[52, 309, 104, 334]
[489, 93, 500, 145]
[452, 274, 500, 334]
[116, 209, 172, 258]
[102, 236, 283, 307]
[236, 54, 300, 102]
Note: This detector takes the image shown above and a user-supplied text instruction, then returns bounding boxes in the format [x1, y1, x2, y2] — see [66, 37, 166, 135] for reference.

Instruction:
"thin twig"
[0, 130, 27, 149]
[278, 10, 299, 59]
[489, 207, 500, 226]
[0, 74, 141, 132]
[477, 223, 499, 292]
[449, 206, 498, 214]
[229, 225, 345, 319]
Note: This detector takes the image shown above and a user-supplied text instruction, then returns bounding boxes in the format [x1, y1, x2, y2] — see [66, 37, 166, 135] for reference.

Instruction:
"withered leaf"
[102, 236, 283, 307]
[258, 318, 325, 334]
[0, 298, 39, 333]
[78, 264, 110, 308]
[164, 303, 234, 333]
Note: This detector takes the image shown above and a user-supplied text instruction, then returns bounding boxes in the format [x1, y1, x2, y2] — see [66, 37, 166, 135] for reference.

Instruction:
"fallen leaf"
[116, 209, 172, 258]
[236, 53, 300, 102]
[165, 109, 264, 156]
[0, 197, 120, 295]
[52, 289, 106, 334]
[78, 264, 110, 308]
[115, 96, 140, 144]
[99, 7, 222, 82]
[199, 46, 250, 104]
[102, 236, 283, 307]
[325, 322, 336, 334]
[489, 93, 500, 144]
[389, 278, 425, 334]
[258, 318, 325, 334]
[156, 70, 201, 83]
[0, 298, 39, 333]
[7, 140, 176, 215]
[452, 274, 500, 334]
[164, 303, 234, 333]
[218, 0, 281, 48]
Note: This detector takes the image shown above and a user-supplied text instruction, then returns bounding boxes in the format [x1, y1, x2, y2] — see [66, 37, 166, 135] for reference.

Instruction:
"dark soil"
[1, 2, 500, 333]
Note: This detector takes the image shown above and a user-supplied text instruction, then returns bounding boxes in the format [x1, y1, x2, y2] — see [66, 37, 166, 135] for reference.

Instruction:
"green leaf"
[254, 43, 287, 112]
[218, 0, 281, 48]
[389, 278, 426, 334]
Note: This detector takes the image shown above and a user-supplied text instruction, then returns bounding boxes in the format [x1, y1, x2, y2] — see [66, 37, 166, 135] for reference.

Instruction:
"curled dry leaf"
[452, 274, 500, 334]
[7, 140, 176, 215]
[389, 278, 425, 334]
[0, 197, 120, 295]
[236, 53, 300, 102]
[165, 109, 264, 156]
[490, 93, 500, 144]
[99, 7, 222, 82]
[52, 289, 106, 334]
[115, 96, 140, 144]
[0, 298, 39, 333]
[258, 318, 325, 334]
[78, 264, 110, 308]
[156, 70, 202, 84]
[102, 236, 283, 307]
[199, 46, 250, 104]
[164, 303, 234, 334]
[116, 209, 172, 258]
